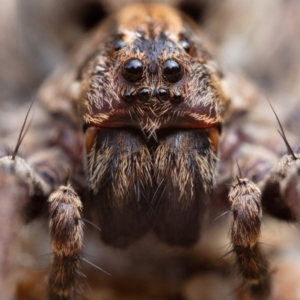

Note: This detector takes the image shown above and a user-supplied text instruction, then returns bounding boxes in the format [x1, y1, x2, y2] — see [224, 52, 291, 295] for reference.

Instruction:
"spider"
[0, 3, 300, 300]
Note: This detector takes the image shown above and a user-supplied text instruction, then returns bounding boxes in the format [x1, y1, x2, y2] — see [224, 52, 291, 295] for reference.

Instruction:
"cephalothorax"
[39, 4, 228, 249]
[1, 3, 300, 300]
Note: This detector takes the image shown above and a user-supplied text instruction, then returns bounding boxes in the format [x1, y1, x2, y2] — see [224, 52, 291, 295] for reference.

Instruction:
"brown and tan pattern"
[1, 1, 300, 300]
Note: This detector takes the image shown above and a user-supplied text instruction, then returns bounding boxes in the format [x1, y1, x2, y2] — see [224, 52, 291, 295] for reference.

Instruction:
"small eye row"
[123, 87, 182, 104]
[122, 58, 184, 84]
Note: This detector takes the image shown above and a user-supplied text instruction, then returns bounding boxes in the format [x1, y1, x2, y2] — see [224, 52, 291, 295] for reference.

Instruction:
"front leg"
[0, 168, 30, 300]
[229, 177, 271, 299]
[48, 185, 84, 300]
[0, 148, 78, 299]
[0, 154, 55, 300]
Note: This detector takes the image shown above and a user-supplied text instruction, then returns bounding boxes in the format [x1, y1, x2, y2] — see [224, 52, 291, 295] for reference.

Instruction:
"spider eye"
[122, 59, 144, 82]
[163, 59, 183, 83]
[171, 90, 182, 103]
[157, 88, 169, 101]
[179, 40, 190, 52]
[114, 40, 125, 51]
[114, 34, 125, 51]
[138, 88, 151, 101]
[123, 91, 136, 102]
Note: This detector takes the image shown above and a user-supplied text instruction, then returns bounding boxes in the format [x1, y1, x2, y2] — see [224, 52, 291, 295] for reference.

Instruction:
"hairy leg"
[48, 185, 84, 300]
[229, 177, 271, 299]
[0, 169, 30, 300]
[0, 148, 80, 299]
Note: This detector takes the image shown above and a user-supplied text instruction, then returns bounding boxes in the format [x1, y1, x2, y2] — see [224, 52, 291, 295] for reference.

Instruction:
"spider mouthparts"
[208, 126, 219, 152]
[85, 122, 221, 153]
[85, 127, 98, 153]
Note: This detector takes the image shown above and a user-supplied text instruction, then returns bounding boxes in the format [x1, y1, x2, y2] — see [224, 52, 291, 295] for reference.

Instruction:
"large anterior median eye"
[122, 59, 144, 82]
[163, 59, 183, 83]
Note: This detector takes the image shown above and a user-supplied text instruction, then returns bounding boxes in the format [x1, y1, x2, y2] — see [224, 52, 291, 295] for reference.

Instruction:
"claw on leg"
[48, 185, 83, 300]
[229, 178, 271, 299]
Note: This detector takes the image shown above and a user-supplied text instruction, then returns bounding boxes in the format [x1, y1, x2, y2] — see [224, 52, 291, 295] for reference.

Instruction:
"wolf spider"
[0, 3, 300, 300]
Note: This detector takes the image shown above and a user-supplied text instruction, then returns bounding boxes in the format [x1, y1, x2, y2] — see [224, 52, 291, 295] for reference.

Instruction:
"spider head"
[81, 4, 226, 142]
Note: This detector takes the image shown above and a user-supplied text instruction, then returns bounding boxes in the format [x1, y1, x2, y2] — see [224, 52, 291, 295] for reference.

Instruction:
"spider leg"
[261, 153, 300, 221]
[0, 149, 78, 299]
[0, 167, 30, 299]
[0, 155, 52, 299]
[48, 185, 83, 300]
[229, 177, 271, 299]
[220, 141, 300, 222]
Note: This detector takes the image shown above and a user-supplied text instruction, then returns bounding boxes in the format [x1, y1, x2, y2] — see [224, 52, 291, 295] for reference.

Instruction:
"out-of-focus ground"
[1, 0, 300, 299]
